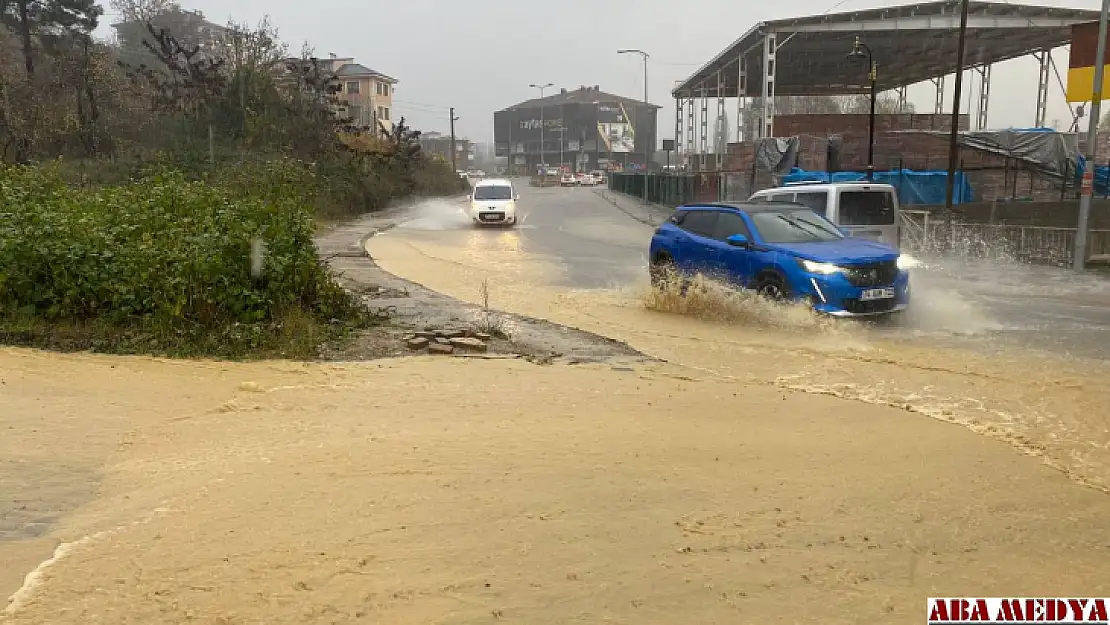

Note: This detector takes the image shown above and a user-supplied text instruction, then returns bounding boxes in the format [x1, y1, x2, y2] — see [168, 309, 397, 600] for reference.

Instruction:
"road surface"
[396, 184, 1110, 360]
[4, 186, 1110, 624]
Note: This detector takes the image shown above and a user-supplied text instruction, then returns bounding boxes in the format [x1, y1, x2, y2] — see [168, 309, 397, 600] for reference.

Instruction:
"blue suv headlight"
[797, 258, 844, 275]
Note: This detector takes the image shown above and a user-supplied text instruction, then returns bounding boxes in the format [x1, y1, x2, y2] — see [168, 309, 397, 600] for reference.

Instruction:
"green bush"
[0, 161, 370, 357]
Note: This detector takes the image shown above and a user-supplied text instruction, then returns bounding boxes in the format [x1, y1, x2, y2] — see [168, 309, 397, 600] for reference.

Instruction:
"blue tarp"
[779, 168, 974, 205]
[1074, 156, 1110, 196]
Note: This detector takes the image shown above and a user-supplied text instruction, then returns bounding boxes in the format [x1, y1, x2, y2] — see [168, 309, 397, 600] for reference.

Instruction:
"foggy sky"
[98, 0, 1097, 145]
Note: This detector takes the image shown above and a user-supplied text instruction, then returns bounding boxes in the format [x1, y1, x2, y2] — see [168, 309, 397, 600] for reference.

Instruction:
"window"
[383, 107, 390, 121]
[472, 185, 513, 200]
[377, 106, 384, 120]
[678, 210, 719, 238]
[768, 193, 794, 203]
[837, 190, 897, 225]
[348, 105, 362, 124]
[749, 209, 845, 244]
[713, 211, 751, 241]
[793, 191, 828, 214]
[346, 81, 360, 94]
[377, 82, 390, 96]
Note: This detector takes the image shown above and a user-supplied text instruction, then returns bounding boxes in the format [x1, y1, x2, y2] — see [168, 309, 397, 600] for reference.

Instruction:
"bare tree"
[108, 0, 177, 24]
[837, 93, 914, 114]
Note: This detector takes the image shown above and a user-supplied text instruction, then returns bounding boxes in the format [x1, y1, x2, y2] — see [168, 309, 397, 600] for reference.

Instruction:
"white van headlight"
[798, 259, 843, 275]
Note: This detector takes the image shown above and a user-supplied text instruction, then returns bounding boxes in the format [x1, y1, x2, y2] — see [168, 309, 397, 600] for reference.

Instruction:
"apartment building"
[324, 57, 397, 133]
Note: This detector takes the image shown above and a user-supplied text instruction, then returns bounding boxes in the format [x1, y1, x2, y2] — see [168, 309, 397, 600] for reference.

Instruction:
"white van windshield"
[473, 185, 512, 201]
[838, 190, 896, 225]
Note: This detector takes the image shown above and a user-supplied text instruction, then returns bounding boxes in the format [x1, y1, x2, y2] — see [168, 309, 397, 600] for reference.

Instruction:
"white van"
[469, 178, 520, 226]
[749, 182, 901, 248]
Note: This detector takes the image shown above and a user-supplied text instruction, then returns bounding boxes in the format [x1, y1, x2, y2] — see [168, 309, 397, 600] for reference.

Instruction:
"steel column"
[736, 55, 747, 142]
[931, 76, 945, 115]
[974, 63, 991, 130]
[715, 70, 726, 168]
[1034, 48, 1051, 128]
[675, 97, 684, 159]
[699, 84, 709, 169]
[896, 86, 908, 113]
[761, 33, 777, 138]
[685, 96, 695, 165]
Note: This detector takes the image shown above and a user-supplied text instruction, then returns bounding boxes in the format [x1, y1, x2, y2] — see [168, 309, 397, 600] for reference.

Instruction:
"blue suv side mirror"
[726, 233, 750, 247]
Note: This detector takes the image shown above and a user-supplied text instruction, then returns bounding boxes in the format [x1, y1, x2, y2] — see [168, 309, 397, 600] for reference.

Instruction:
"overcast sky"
[99, 0, 1098, 145]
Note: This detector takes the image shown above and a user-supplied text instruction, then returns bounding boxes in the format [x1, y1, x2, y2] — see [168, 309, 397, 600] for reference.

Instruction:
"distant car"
[590, 170, 607, 185]
[560, 173, 578, 187]
[648, 202, 911, 317]
[577, 172, 597, 186]
[469, 178, 519, 226]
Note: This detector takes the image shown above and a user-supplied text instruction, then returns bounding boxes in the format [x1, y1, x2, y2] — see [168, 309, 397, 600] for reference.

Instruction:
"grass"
[0, 161, 387, 360]
[0, 307, 389, 360]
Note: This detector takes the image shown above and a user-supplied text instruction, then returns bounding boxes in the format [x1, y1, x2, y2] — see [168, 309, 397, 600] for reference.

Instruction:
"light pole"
[1076, 0, 1110, 271]
[529, 82, 553, 176]
[943, 0, 971, 246]
[618, 48, 650, 201]
[847, 37, 876, 181]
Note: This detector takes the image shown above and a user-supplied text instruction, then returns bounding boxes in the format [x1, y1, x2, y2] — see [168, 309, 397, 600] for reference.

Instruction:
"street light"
[618, 48, 650, 201]
[529, 82, 554, 176]
[847, 36, 877, 181]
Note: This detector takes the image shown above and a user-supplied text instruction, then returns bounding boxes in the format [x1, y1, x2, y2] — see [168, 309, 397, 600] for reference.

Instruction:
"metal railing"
[899, 211, 1110, 265]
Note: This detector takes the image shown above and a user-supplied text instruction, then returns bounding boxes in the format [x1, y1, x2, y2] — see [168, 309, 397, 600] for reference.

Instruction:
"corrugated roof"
[501, 86, 661, 111]
[671, 0, 1100, 98]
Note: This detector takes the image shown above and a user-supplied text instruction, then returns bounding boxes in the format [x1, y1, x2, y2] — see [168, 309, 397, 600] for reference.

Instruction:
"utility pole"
[1076, 0, 1110, 271]
[449, 108, 459, 174]
[618, 49, 651, 202]
[943, 0, 971, 244]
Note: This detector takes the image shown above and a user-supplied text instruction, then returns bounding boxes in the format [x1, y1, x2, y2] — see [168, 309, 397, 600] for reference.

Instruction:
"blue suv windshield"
[749, 209, 844, 243]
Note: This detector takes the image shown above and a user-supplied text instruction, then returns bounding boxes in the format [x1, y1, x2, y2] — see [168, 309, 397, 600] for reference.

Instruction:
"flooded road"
[369, 187, 1110, 493]
[3, 188, 1109, 623]
[413, 185, 1110, 359]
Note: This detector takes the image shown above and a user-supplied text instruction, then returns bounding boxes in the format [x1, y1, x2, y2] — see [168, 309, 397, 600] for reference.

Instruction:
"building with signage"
[493, 86, 661, 174]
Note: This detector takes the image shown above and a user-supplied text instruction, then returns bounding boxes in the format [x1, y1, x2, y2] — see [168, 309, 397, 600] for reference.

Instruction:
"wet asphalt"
[396, 184, 1110, 361]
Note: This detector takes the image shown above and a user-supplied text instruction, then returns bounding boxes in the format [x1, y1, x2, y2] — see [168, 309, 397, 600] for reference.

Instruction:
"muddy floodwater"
[2, 193, 1110, 623]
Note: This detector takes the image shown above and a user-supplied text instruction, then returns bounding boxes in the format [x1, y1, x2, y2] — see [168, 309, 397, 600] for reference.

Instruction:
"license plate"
[859, 287, 895, 301]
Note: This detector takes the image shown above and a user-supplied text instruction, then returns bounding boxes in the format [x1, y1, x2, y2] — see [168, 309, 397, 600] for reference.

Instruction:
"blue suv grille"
[842, 260, 898, 287]
[841, 298, 899, 315]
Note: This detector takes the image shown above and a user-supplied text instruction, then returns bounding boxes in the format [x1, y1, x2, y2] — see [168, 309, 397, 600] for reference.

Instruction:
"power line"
[393, 99, 449, 110]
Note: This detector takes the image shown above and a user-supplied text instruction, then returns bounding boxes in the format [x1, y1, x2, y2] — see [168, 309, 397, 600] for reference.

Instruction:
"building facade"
[419, 132, 472, 170]
[494, 86, 660, 174]
[324, 58, 397, 133]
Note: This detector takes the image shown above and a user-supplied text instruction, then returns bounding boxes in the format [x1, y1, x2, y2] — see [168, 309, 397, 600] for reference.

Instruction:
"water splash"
[397, 199, 473, 231]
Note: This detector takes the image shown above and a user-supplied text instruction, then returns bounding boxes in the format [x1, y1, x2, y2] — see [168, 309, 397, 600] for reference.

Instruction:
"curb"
[593, 189, 669, 228]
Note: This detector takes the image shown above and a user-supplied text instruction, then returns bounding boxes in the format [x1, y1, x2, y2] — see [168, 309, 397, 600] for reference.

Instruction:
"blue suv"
[648, 202, 910, 317]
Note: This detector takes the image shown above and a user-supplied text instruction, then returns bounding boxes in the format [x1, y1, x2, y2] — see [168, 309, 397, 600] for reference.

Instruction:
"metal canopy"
[671, 0, 1100, 98]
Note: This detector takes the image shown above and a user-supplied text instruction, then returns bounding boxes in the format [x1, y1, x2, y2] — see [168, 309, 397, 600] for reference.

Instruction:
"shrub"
[0, 161, 370, 357]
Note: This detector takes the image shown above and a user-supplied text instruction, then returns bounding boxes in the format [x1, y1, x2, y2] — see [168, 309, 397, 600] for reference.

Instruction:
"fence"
[608, 172, 720, 206]
[899, 210, 1110, 265]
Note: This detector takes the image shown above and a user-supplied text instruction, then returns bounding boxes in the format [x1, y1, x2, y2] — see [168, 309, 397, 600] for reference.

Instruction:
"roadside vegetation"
[0, 0, 467, 357]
